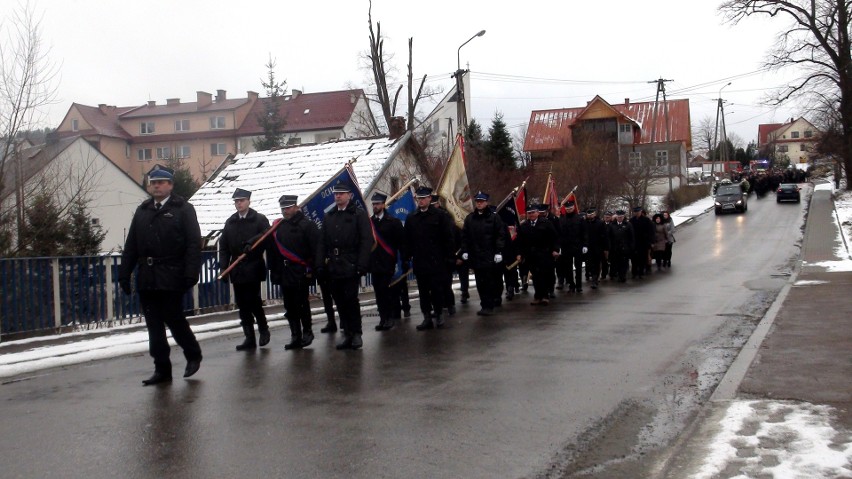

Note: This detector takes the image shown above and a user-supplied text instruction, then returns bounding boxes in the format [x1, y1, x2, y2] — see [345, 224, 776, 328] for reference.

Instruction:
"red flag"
[563, 191, 579, 215]
[545, 174, 560, 217]
[514, 186, 526, 217]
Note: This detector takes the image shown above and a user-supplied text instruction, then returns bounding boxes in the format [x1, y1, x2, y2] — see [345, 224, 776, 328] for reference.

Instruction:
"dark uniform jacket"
[268, 211, 320, 287]
[119, 195, 202, 292]
[607, 220, 635, 254]
[585, 217, 610, 253]
[219, 208, 270, 284]
[517, 217, 559, 269]
[629, 215, 654, 250]
[317, 203, 374, 279]
[404, 205, 456, 276]
[558, 212, 588, 253]
[461, 208, 506, 270]
[370, 213, 404, 276]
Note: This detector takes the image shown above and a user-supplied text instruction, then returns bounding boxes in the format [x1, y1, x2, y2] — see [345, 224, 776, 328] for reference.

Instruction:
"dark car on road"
[776, 183, 801, 203]
[714, 183, 748, 215]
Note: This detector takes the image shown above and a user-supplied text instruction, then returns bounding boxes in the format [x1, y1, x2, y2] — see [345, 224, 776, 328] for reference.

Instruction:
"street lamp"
[455, 29, 486, 136]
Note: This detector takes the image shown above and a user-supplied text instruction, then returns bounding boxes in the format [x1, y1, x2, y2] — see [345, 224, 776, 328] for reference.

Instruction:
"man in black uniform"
[369, 192, 405, 331]
[268, 194, 320, 350]
[317, 183, 374, 350]
[584, 208, 609, 289]
[557, 201, 588, 293]
[433, 194, 463, 314]
[461, 191, 506, 316]
[607, 210, 634, 283]
[600, 211, 613, 280]
[517, 203, 559, 306]
[220, 188, 271, 351]
[118, 165, 202, 386]
[405, 187, 455, 330]
[629, 206, 653, 279]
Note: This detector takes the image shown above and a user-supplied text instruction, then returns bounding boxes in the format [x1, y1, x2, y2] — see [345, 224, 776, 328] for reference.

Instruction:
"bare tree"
[720, 0, 852, 189]
[0, 2, 59, 240]
[693, 116, 715, 157]
[552, 133, 624, 212]
[513, 125, 531, 169]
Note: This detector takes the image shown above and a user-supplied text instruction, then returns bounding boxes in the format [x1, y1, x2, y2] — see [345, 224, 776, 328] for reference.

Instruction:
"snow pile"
[808, 182, 852, 271]
[694, 400, 852, 479]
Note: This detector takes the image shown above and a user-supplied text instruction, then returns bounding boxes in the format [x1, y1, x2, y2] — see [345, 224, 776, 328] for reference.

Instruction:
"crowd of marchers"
[118, 165, 677, 386]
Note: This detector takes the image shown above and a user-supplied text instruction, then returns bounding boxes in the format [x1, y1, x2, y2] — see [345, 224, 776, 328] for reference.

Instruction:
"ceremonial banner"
[388, 187, 415, 224]
[562, 189, 579, 215]
[436, 134, 473, 228]
[496, 191, 521, 241]
[515, 184, 527, 218]
[301, 164, 368, 229]
[542, 172, 561, 216]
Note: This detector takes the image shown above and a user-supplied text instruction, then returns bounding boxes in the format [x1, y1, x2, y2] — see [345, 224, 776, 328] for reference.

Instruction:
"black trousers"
[563, 251, 583, 289]
[317, 276, 336, 324]
[282, 280, 312, 338]
[456, 262, 469, 294]
[139, 290, 202, 375]
[232, 281, 268, 332]
[372, 271, 394, 321]
[586, 251, 602, 281]
[474, 265, 501, 309]
[611, 250, 629, 281]
[443, 268, 456, 308]
[631, 248, 648, 277]
[392, 279, 410, 318]
[504, 265, 519, 292]
[664, 242, 673, 262]
[415, 270, 445, 318]
[531, 264, 554, 300]
[329, 277, 362, 334]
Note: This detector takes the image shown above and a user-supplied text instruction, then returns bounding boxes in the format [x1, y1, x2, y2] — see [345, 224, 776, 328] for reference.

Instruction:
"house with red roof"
[757, 118, 818, 166]
[523, 96, 692, 193]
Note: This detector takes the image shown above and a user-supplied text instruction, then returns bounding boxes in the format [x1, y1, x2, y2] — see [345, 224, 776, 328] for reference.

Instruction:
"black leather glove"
[241, 242, 253, 254]
[119, 280, 131, 295]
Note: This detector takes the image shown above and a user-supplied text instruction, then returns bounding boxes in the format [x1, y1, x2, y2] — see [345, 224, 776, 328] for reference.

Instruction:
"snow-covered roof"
[192, 136, 406, 241]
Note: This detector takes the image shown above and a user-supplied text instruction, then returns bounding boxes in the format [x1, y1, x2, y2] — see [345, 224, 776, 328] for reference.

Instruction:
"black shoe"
[548, 292, 556, 299]
[556, 283, 564, 290]
[476, 308, 494, 316]
[236, 339, 257, 351]
[284, 336, 304, 350]
[576, 287, 583, 293]
[568, 284, 576, 293]
[350, 333, 363, 350]
[142, 371, 172, 386]
[321, 323, 338, 334]
[183, 359, 201, 378]
[416, 318, 434, 331]
[336, 333, 354, 350]
[460, 292, 469, 304]
[447, 305, 456, 315]
[435, 314, 446, 328]
[258, 330, 270, 347]
[301, 331, 314, 347]
[375, 318, 393, 331]
[521, 283, 528, 292]
[506, 292, 514, 301]
[591, 282, 598, 290]
[402, 308, 411, 318]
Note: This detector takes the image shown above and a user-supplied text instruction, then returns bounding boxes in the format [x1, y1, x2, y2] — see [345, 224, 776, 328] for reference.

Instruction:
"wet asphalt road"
[0, 189, 807, 479]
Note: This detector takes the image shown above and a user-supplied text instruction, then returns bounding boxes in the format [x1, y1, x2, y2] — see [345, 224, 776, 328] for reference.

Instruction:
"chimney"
[388, 116, 406, 140]
[291, 89, 302, 99]
[167, 98, 180, 106]
[350, 92, 357, 104]
[216, 89, 227, 102]
[197, 91, 212, 108]
[624, 98, 630, 106]
[147, 100, 156, 107]
[247, 91, 259, 101]
[98, 104, 110, 113]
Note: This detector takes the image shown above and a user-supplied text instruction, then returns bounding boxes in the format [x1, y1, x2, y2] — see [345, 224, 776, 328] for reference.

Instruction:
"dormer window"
[71, 119, 79, 131]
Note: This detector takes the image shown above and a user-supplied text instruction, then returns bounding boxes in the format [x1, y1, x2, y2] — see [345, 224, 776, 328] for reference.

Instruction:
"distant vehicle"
[776, 183, 801, 203]
[714, 184, 748, 215]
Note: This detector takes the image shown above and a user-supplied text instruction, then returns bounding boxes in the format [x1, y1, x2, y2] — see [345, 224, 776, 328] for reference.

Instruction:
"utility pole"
[648, 78, 674, 206]
[711, 83, 731, 192]
[453, 30, 485, 138]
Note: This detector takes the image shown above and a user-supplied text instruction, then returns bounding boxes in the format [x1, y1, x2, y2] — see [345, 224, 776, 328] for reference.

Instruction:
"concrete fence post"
[52, 258, 62, 328]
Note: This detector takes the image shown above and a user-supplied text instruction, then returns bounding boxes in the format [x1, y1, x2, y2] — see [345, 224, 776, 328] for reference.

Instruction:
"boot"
[460, 291, 469, 304]
[258, 329, 270, 347]
[336, 332, 354, 350]
[416, 317, 434, 331]
[321, 321, 338, 333]
[435, 314, 446, 328]
[350, 333, 363, 350]
[142, 371, 172, 386]
[301, 331, 314, 347]
[236, 324, 257, 351]
[476, 308, 494, 316]
[284, 335, 304, 350]
[375, 316, 393, 331]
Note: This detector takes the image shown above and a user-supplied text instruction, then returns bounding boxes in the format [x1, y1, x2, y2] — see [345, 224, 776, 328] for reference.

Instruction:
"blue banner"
[301, 167, 368, 229]
[388, 188, 415, 225]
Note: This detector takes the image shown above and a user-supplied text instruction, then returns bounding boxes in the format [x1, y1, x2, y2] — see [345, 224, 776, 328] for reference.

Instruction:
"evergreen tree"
[465, 119, 485, 158]
[19, 192, 71, 257]
[67, 198, 106, 255]
[253, 55, 288, 151]
[485, 111, 516, 170]
[166, 158, 200, 199]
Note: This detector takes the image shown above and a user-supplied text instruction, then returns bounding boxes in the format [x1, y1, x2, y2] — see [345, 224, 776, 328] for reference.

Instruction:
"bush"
[663, 184, 711, 211]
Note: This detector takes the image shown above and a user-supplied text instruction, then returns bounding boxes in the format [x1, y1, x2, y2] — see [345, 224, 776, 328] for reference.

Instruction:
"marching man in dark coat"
[517, 203, 559, 306]
[583, 208, 609, 289]
[369, 192, 405, 331]
[118, 165, 203, 386]
[557, 201, 588, 293]
[607, 209, 634, 283]
[219, 188, 271, 351]
[268, 194, 320, 350]
[405, 186, 456, 330]
[461, 191, 506, 316]
[316, 183, 374, 350]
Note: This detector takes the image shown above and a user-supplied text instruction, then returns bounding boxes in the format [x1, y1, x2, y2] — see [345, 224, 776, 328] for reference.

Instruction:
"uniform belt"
[332, 248, 353, 256]
[139, 256, 180, 266]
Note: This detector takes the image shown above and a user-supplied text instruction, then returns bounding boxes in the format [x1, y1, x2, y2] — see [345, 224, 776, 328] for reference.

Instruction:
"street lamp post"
[454, 29, 485, 137]
[711, 82, 731, 189]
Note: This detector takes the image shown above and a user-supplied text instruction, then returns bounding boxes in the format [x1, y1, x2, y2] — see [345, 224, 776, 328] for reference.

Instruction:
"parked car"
[776, 183, 801, 203]
[714, 183, 748, 215]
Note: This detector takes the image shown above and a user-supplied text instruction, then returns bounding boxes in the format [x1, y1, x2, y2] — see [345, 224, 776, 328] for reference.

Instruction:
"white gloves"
[582, 247, 588, 254]
[462, 253, 469, 260]
[494, 254, 503, 263]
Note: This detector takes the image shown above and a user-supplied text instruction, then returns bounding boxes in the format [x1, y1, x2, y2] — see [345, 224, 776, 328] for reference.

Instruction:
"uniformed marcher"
[607, 210, 634, 283]
[517, 203, 559, 305]
[461, 191, 506, 316]
[557, 201, 588, 293]
[268, 194, 320, 350]
[629, 206, 653, 279]
[118, 165, 203, 386]
[219, 188, 271, 351]
[316, 183, 374, 350]
[433, 194, 462, 315]
[369, 192, 405, 331]
[405, 186, 456, 330]
[584, 208, 609, 289]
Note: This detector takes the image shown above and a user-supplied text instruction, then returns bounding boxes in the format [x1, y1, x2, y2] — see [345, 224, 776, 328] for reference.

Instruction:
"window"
[175, 119, 190, 131]
[628, 151, 642, 168]
[91, 218, 100, 226]
[286, 137, 302, 145]
[177, 145, 191, 158]
[619, 124, 632, 133]
[140, 122, 155, 134]
[125, 144, 130, 158]
[655, 150, 669, 167]
[210, 116, 226, 129]
[210, 143, 227, 156]
[778, 145, 789, 152]
[137, 148, 153, 161]
[804, 130, 813, 138]
[156, 147, 171, 159]
[800, 144, 807, 152]
[71, 119, 79, 131]
[791, 131, 800, 139]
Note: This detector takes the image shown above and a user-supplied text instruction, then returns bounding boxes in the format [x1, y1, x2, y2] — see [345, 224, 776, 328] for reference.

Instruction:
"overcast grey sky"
[3, 0, 803, 148]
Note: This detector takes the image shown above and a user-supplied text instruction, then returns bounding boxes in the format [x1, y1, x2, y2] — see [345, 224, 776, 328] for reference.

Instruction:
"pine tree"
[166, 158, 200, 199]
[67, 199, 106, 255]
[19, 192, 71, 257]
[253, 55, 288, 151]
[465, 119, 484, 153]
[485, 112, 516, 170]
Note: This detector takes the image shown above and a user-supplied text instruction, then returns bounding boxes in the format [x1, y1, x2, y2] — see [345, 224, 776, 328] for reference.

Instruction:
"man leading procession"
[460, 191, 507, 316]
[369, 192, 405, 331]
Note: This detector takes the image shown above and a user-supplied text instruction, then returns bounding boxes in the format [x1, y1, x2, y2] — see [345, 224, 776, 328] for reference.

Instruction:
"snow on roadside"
[692, 400, 852, 479]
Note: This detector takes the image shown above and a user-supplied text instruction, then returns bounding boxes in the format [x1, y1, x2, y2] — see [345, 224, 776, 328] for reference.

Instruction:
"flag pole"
[559, 185, 579, 206]
[385, 177, 419, 206]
